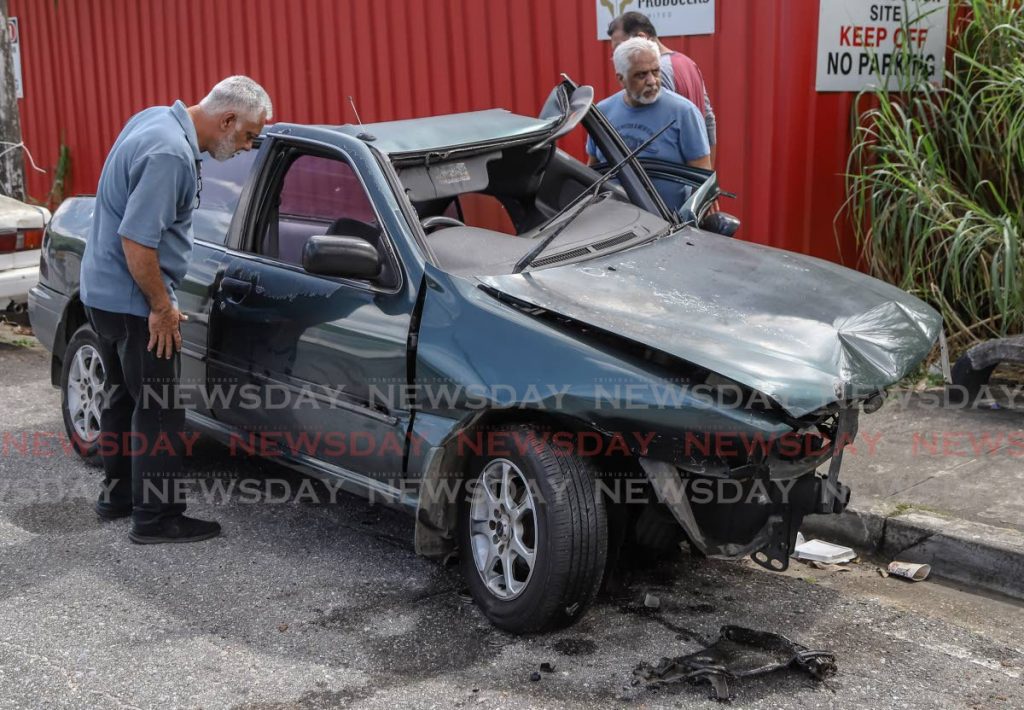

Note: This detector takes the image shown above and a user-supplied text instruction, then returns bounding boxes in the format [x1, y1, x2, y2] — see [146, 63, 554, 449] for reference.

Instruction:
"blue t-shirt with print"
[587, 90, 709, 210]
[587, 89, 709, 164]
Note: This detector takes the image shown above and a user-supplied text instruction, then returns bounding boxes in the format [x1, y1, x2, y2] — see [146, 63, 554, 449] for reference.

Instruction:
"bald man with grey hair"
[80, 75, 272, 543]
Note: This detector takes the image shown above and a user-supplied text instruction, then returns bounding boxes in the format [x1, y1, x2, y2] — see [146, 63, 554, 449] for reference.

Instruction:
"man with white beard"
[587, 38, 710, 209]
[80, 75, 271, 544]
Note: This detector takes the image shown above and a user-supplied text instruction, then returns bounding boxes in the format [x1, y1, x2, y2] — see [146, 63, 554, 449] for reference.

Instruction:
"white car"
[0, 194, 50, 321]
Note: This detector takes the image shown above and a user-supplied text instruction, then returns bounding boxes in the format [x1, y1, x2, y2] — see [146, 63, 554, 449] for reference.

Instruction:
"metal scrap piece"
[636, 625, 837, 701]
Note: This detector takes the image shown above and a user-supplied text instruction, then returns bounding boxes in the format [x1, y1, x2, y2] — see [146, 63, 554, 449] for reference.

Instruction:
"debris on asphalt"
[539, 662, 555, 673]
[887, 561, 931, 582]
[635, 625, 837, 701]
[793, 537, 857, 564]
[529, 671, 542, 682]
[277, 623, 288, 632]
[807, 561, 852, 572]
[643, 593, 661, 609]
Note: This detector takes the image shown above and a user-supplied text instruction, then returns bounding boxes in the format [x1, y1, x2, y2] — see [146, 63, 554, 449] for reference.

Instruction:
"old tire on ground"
[948, 352, 996, 406]
[458, 425, 607, 634]
[60, 324, 109, 467]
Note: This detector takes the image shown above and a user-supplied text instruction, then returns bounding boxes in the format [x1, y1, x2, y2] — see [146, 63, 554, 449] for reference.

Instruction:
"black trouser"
[86, 306, 187, 526]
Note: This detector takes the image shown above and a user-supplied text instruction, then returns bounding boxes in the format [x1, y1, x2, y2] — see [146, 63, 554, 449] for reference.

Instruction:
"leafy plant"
[844, 0, 1024, 353]
[46, 139, 70, 207]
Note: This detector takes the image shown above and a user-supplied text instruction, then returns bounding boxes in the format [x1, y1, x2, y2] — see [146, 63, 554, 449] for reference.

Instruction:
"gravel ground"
[1, 327, 1022, 709]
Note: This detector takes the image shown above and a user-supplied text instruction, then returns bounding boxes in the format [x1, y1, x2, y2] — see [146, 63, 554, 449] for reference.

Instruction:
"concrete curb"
[801, 507, 1024, 600]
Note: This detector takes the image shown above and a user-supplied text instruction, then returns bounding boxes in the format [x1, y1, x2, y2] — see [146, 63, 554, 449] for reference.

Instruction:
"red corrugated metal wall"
[9, 0, 857, 263]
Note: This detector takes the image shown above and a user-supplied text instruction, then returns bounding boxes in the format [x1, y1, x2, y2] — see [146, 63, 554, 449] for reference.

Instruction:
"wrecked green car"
[30, 80, 942, 633]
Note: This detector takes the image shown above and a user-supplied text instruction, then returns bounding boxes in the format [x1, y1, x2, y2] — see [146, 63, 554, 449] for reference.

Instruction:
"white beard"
[632, 86, 661, 105]
[209, 131, 241, 161]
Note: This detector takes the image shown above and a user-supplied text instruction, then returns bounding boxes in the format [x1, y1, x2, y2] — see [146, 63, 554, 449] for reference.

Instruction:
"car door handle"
[220, 276, 254, 303]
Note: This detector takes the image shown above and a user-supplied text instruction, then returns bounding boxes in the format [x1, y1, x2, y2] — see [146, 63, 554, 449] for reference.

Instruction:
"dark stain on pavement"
[364, 593, 496, 678]
[553, 637, 598, 656]
[8, 499, 98, 534]
[232, 685, 375, 710]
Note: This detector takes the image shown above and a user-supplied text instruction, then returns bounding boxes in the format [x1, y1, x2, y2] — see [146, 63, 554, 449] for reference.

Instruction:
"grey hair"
[199, 75, 273, 122]
[613, 37, 660, 77]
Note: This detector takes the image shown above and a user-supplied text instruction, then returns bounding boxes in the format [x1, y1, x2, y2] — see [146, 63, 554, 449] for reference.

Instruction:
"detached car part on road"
[29, 80, 942, 633]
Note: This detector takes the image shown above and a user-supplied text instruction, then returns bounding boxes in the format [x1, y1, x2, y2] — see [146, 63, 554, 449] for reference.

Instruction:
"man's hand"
[148, 306, 188, 359]
[122, 236, 187, 359]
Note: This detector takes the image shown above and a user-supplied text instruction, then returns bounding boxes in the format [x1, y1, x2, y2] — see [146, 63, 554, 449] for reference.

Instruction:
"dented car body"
[29, 80, 942, 632]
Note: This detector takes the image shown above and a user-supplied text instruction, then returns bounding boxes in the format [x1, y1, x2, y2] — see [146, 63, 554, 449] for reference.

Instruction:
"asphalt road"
[1, 326, 1022, 709]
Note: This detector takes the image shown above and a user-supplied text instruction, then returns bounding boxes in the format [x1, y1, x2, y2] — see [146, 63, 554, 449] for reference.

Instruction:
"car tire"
[60, 324, 109, 467]
[458, 425, 607, 634]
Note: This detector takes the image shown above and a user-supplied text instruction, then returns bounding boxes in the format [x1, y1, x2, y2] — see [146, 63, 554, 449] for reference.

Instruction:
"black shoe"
[95, 501, 133, 520]
[129, 516, 221, 545]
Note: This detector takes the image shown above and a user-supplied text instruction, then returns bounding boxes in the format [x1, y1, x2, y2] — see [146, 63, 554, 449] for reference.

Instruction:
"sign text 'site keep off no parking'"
[595, 0, 715, 40]
[816, 0, 949, 92]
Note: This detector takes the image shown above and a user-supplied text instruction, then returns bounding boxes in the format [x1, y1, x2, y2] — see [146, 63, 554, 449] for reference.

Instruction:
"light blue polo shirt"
[81, 100, 200, 317]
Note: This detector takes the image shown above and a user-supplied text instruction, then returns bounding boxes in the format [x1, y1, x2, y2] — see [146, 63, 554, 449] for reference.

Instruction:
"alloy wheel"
[468, 458, 538, 600]
[66, 344, 105, 443]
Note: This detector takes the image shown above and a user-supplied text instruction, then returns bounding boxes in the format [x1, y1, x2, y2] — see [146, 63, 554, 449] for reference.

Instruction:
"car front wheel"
[60, 324, 109, 466]
[458, 425, 607, 633]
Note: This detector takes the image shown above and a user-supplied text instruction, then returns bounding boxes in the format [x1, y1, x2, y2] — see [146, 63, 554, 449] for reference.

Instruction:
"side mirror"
[302, 235, 382, 280]
[700, 211, 741, 237]
[678, 171, 718, 225]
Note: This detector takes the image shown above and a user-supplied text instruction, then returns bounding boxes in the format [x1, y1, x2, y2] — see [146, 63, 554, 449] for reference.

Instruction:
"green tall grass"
[844, 0, 1024, 352]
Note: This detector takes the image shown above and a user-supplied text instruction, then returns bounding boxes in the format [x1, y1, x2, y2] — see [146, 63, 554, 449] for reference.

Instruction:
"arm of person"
[678, 100, 711, 169]
[659, 54, 675, 93]
[678, 103, 717, 211]
[118, 152, 193, 359]
[586, 134, 601, 167]
[686, 154, 712, 170]
[121, 238, 185, 359]
[702, 88, 718, 167]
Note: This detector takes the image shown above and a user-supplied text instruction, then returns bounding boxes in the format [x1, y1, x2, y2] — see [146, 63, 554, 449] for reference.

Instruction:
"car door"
[205, 134, 416, 481]
[177, 147, 261, 416]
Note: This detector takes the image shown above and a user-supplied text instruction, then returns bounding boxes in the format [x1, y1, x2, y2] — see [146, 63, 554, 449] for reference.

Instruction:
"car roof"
[332, 109, 559, 158]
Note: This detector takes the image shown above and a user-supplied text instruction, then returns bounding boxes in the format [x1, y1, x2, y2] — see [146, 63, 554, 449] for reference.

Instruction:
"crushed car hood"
[479, 228, 942, 417]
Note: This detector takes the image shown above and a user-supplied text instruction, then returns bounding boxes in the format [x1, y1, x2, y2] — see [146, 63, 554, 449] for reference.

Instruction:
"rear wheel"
[458, 425, 607, 634]
[60, 324, 109, 466]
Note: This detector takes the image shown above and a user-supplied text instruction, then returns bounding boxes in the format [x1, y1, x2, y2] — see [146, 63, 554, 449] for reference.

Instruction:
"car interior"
[398, 142, 675, 276]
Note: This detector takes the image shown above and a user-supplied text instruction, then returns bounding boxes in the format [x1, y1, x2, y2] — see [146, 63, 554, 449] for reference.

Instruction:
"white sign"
[596, 0, 715, 41]
[7, 17, 22, 99]
[816, 0, 949, 92]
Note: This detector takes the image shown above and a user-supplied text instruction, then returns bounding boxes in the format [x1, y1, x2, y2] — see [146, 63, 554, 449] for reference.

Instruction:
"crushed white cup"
[887, 561, 931, 582]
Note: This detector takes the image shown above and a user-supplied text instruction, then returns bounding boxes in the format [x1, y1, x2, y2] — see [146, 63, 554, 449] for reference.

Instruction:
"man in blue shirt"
[81, 76, 272, 544]
[587, 37, 711, 210]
